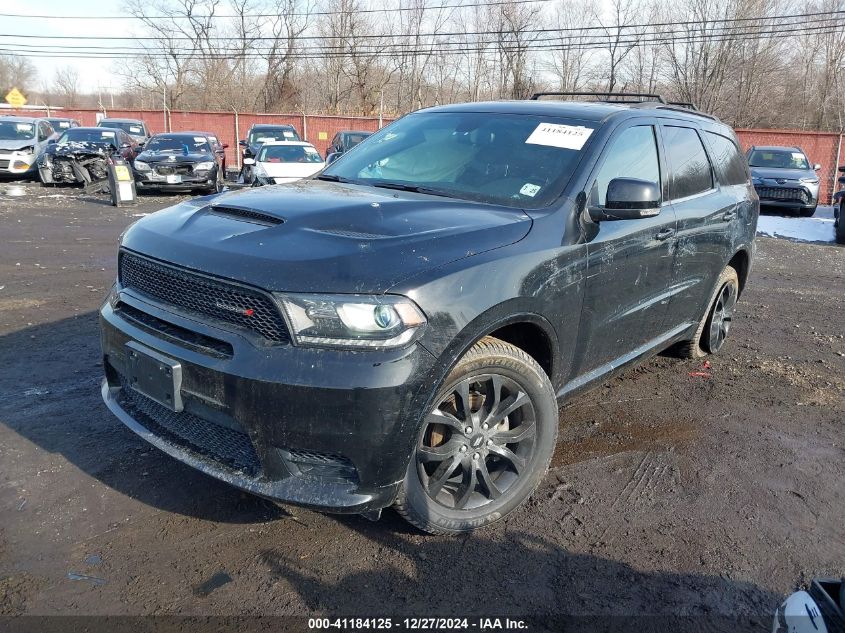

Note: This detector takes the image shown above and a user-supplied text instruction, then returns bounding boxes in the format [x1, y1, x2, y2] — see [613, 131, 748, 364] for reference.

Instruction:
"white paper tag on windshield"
[257, 137, 273, 143]
[304, 146, 319, 154]
[283, 130, 295, 138]
[59, 122, 70, 128]
[791, 152, 804, 160]
[16, 123, 32, 132]
[101, 131, 115, 138]
[526, 123, 593, 150]
[129, 126, 142, 133]
[194, 136, 206, 143]
[520, 183, 541, 197]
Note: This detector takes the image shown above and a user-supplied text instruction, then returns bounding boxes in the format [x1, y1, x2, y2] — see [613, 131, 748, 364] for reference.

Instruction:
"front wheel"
[394, 337, 558, 535]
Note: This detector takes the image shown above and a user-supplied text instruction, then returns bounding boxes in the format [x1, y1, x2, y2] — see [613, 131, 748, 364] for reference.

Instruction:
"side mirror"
[243, 158, 255, 165]
[221, 143, 229, 149]
[136, 142, 145, 149]
[48, 138, 57, 145]
[589, 178, 661, 221]
[326, 152, 339, 164]
[239, 139, 248, 147]
[813, 163, 821, 171]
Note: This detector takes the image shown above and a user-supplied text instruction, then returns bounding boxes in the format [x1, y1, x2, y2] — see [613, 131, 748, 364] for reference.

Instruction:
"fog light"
[12, 161, 30, 170]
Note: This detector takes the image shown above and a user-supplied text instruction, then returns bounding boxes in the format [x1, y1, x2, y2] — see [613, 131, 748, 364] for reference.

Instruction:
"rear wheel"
[837, 203, 845, 244]
[677, 266, 739, 358]
[394, 337, 557, 535]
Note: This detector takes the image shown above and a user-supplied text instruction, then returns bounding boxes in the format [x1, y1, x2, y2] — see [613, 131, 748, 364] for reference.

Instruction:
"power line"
[1, 22, 838, 60]
[2, 13, 837, 54]
[0, 9, 840, 41]
[0, 0, 551, 20]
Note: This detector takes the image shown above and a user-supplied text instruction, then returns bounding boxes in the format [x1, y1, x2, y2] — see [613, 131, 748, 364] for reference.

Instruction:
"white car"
[245, 141, 325, 186]
[0, 116, 57, 178]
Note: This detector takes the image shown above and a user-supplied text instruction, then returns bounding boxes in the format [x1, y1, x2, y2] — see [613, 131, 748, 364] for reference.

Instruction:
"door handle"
[656, 227, 676, 241]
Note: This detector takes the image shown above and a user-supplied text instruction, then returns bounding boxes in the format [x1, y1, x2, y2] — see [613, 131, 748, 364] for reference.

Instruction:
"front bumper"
[100, 291, 437, 513]
[134, 169, 216, 190]
[0, 152, 37, 175]
[753, 183, 817, 209]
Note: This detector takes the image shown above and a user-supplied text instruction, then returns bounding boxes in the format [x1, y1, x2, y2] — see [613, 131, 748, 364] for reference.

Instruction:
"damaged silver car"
[38, 127, 140, 190]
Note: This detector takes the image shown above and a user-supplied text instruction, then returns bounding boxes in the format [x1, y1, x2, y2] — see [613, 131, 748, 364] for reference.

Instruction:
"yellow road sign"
[5, 88, 26, 108]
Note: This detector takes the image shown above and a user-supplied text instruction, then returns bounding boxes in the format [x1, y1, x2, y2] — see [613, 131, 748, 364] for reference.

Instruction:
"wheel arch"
[727, 247, 751, 297]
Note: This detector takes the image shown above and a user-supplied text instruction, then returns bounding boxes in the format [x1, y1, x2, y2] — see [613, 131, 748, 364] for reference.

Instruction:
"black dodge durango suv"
[100, 94, 758, 534]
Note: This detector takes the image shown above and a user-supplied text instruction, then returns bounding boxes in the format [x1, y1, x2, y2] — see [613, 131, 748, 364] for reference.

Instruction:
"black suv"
[100, 94, 758, 534]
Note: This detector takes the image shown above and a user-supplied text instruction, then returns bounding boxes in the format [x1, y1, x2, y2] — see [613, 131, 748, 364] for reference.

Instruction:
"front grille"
[118, 376, 261, 476]
[756, 186, 809, 203]
[115, 302, 233, 358]
[0, 160, 9, 169]
[153, 164, 194, 176]
[119, 251, 290, 343]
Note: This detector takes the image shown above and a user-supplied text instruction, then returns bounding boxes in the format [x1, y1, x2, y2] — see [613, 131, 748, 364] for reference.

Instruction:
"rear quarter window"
[705, 132, 749, 186]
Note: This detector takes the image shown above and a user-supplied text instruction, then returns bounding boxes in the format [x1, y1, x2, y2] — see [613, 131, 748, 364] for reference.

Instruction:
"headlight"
[275, 293, 426, 349]
[13, 146, 34, 155]
[194, 161, 215, 171]
[800, 177, 819, 184]
[134, 160, 150, 172]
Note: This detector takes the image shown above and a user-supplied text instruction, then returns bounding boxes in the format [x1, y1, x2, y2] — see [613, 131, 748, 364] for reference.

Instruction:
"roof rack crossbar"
[667, 101, 699, 110]
[530, 91, 667, 104]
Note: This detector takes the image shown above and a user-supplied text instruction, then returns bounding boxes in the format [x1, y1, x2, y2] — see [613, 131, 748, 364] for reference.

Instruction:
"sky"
[6, 0, 132, 96]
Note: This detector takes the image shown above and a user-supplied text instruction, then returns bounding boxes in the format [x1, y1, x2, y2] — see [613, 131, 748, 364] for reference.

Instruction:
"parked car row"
[2, 113, 375, 194]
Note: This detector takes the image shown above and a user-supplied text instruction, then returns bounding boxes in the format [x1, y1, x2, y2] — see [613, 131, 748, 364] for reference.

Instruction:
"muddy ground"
[0, 184, 843, 631]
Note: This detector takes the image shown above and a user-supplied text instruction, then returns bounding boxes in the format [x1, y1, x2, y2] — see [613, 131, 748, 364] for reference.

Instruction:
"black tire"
[800, 206, 816, 217]
[394, 336, 558, 535]
[837, 203, 845, 244]
[205, 169, 224, 195]
[677, 266, 739, 359]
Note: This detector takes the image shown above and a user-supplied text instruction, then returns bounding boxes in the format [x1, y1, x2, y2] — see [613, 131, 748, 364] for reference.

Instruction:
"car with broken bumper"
[38, 127, 139, 187]
[100, 96, 758, 534]
[132, 133, 224, 194]
[0, 116, 56, 178]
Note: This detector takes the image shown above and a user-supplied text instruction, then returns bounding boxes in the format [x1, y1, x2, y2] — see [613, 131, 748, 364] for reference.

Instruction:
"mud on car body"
[38, 127, 139, 187]
[100, 95, 759, 534]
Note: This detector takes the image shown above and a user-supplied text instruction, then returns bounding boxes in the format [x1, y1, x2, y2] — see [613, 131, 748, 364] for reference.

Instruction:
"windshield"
[146, 136, 210, 153]
[249, 127, 300, 144]
[343, 133, 370, 149]
[258, 144, 323, 163]
[59, 129, 119, 145]
[322, 112, 596, 208]
[748, 149, 810, 170]
[0, 121, 36, 141]
[100, 121, 145, 136]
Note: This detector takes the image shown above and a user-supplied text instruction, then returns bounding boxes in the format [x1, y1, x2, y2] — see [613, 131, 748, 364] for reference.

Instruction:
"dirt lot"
[0, 183, 843, 631]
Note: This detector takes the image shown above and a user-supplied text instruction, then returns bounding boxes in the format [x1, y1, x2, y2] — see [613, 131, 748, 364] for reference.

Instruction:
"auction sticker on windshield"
[525, 123, 593, 150]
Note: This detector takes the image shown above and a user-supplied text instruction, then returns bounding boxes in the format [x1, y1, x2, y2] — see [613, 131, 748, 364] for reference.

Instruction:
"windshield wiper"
[367, 180, 460, 199]
[316, 174, 356, 183]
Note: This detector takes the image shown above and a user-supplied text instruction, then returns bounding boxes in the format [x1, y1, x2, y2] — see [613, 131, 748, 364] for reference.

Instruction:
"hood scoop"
[206, 205, 284, 226]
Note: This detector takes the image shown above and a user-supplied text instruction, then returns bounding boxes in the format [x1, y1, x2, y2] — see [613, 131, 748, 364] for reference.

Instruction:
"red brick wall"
[736, 129, 842, 203]
[5, 106, 841, 199]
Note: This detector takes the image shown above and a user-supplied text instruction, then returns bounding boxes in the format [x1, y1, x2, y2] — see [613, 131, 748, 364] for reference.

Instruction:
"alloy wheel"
[416, 374, 537, 511]
[706, 282, 737, 353]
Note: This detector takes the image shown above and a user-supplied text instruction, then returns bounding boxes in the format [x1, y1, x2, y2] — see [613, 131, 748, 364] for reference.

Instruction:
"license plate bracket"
[125, 341, 183, 412]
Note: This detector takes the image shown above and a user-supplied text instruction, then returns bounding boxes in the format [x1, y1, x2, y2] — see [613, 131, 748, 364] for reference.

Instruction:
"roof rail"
[667, 101, 698, 111]
[530, 91, 667, 104]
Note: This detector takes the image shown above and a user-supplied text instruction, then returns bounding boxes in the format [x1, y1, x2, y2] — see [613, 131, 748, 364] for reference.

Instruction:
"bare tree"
[52, 66, 81, 107]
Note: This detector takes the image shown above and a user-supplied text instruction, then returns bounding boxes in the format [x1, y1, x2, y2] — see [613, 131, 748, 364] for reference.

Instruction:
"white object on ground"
[757, 205, 836, 243]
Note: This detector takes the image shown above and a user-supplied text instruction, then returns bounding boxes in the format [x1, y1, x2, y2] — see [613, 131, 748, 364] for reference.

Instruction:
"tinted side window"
[663, 126, 713, 199]
[704, 132, 748, 186]
[592, 125, 661, 206]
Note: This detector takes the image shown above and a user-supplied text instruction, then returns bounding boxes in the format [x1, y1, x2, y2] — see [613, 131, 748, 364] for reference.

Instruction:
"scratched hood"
[0, 139, 36, 151]
[139, 151, 214, 164]
[120, 180, 532, 294]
